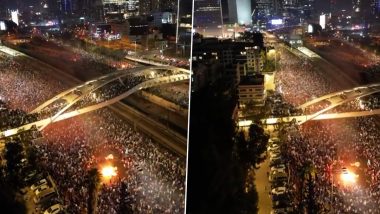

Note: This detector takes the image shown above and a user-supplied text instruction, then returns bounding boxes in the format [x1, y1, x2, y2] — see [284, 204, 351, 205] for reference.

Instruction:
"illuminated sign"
[0, 21, 5, 30]
[271, 19, 283, 25]
[320, 14, 326, 30]
[11, 10, 19, 26]
[308, 24, 313, 33]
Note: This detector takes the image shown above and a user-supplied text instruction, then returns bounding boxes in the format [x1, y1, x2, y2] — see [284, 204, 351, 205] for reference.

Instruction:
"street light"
[340, 168, 358, 185]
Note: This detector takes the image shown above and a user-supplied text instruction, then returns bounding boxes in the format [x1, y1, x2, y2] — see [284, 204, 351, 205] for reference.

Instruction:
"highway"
[254, 30, 380, 214]
[0, 45, 188, 156]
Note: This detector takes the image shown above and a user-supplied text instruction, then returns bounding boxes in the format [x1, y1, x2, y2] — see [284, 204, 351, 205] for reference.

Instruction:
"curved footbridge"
[1, 66, 190, 138]
[239, 83, 380, 127]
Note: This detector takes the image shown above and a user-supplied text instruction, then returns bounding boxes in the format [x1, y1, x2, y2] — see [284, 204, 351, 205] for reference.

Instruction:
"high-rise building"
[256, 0, 273, 20]
[160, 0, 178, 11]
[102, 0, 139, 15]
[371, 0, 380, 16]
[58, 0, 73, 14]
[139, 0, 152, 14]
[127, 0, 139, 11]
[194, 0, 223, 37]
[139, 0, 177, 15]
[176, 0, 192, 57]
[227, 0, 251, 25]
[227, 0, 238, 23]
[298, 0, 315, 19]
[330, 0, 337, 13]
[352, 0, 372, 22]
[272, 0, 283, 17]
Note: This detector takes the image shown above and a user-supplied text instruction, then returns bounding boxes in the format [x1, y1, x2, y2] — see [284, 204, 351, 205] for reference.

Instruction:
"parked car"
[39, 197, 62, 211]
[271, 186, 287, 196]
[270, 153, 282, 162]
[34, 184, 50, 196]
[269, 149, 281, 158]
[269, 137, 280, 143]
[43, 203, 63, 214]
[269, 169, 287, 182]
[23, 170, 37, 183]
[271, 164, 286, 171]
[270, 158, 284, 167]
[267, 143, 280, 152]
[31, 178, 48, 191]
[34, 188, 57, 204]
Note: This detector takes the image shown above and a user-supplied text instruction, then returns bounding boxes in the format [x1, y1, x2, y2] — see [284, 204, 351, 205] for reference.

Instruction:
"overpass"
[125, 55, 171, 67]
[296, 83, 380, 124]
[0, 66, 190, 138]
[239, 83, 380, 126]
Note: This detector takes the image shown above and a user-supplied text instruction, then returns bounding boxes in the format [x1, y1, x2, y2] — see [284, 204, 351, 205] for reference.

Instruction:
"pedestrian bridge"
[239, 83, 380, 127]
[0, 66, 190, 138]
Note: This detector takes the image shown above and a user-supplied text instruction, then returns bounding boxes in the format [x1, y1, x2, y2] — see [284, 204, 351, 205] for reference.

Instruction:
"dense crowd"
[147, 85, 189, 108]
[36, 109, 185, 213]
[275, 48, 337, 107]
[274, 46, 380, 213]
[0, 51, 186, 213]
[45, 39, 135, 72]
[0, 54, 65, 112]
[136, 54, 190, 69]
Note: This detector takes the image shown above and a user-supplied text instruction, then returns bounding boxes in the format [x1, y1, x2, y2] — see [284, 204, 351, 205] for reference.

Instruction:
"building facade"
[194, 0, 223, 37]
[238, 74, 265, 106]
[227, 0, 251, 25]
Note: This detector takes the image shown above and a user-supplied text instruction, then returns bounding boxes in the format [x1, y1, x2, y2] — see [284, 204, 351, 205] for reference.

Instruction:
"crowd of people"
[275, 48, 337, 107]
[147, 85, 189, 108]
[0, 54, 65, 112]
[37, 109, 185, 213]
[274, 46, 380, 213]
[0, 49, 186, 213]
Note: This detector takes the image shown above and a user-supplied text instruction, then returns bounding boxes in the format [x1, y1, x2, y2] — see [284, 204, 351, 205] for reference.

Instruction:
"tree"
[4, 141, 24, 186]
[248, 124, 269, 166]
[26, 146, 38, 169]
[1, 141, 27, 213]
[87, 168, 101, 214]
[263, 59, 275, 73]
[236, 131, 249, 163]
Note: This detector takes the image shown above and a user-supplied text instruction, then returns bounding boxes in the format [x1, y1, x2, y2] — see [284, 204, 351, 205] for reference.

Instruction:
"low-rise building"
[238, 74, 265, 106]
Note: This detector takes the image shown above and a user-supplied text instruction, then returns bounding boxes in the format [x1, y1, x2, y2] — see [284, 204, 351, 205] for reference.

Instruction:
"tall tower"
[256, 0, 273, 19]
[330, 0, 337, 13]
[372, 0, 380, 16]
[272, 0, 283, 17]
[194, 0, 223, 37]
[227, 0, 238, 23]
[228, 0, 251, 25]
[58, 0, 73, 14]
[298, 0, 315, 19]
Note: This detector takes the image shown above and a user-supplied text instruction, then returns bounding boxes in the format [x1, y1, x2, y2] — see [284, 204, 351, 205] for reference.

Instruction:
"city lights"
[101, 165, 118, 179]
[340, 168, 358, 185]
[2, 0, 380, 213]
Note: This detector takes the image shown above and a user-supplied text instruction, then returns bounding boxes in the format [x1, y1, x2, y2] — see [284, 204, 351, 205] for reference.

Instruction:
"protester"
[274, 47, 380, 213]
[0, 52, 186, 213]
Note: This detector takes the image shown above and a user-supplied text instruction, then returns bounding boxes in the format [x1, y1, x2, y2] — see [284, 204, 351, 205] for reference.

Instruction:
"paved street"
[256, 157, 272, 214]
